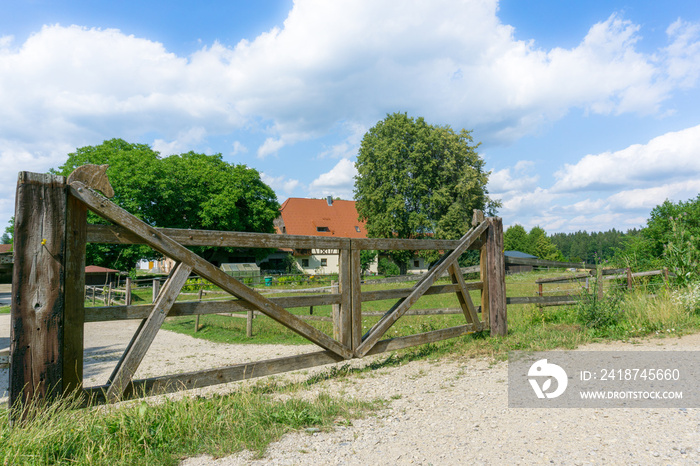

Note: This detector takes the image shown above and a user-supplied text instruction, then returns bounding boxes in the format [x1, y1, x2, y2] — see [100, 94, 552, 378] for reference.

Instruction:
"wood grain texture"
[448, 262, 481, 328]
[62, 193, 87, 393]
[70, 181, 352, 359]
[350, 247, 362, 351]
[106, 263, 193, 402]
[355, 220, 489, 357]
[10, 172, 67, 411]
[85, 293, 342, 322]
[84, 350, 345, 403]
[486, 218, 507, 336]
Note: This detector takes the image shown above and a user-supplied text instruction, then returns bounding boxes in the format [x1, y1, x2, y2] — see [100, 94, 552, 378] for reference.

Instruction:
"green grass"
[0, 305, 8, 314]
[160, 270, 700, 360]
[0, 385, 380, 465]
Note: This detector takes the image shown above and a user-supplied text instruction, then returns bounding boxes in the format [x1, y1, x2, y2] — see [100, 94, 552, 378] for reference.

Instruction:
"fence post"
[107, 284, 113, 306]
[125, 277, 132, 306]
[626, 267, 633, 290]
[336, 248, 352, 349]
[194, 286, 203, 333]
[350, 246, 362, 352]
[152, 278, 160, 303]
[10, 172, 86, 417]
[485, 217, 507, 336]
[596, 265, 604, 300]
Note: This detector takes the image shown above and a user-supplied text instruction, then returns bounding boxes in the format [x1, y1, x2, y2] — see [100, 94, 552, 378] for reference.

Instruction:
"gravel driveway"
[1, 314, 699, 465]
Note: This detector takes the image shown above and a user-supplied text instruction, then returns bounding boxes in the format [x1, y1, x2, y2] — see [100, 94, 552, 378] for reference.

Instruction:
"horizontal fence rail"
[9, 167, 507, 415]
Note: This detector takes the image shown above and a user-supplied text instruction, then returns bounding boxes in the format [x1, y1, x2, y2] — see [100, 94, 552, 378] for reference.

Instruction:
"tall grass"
[0, 387, 378, 465]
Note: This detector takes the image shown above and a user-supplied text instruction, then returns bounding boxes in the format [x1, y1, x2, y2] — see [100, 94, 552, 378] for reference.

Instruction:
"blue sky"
[1, 0, 700, 235]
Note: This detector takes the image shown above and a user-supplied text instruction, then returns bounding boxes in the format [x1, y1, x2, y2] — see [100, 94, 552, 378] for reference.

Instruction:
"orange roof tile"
[0, 244, 11, 254]
[85, 265, 120, 273]
[279, 198, 367, 238]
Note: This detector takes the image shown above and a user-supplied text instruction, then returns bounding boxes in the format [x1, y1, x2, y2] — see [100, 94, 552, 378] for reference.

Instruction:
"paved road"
[0, 283, 9, 306]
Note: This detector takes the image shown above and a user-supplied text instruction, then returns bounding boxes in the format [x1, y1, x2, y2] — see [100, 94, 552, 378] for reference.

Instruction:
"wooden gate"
[9, 166, 506, 412]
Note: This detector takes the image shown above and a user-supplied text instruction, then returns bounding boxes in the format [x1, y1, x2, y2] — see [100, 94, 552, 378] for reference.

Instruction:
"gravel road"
[1, 314, 699, 465]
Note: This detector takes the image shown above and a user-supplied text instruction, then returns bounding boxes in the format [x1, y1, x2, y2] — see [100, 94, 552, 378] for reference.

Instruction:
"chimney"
[326, 196, 333, 206]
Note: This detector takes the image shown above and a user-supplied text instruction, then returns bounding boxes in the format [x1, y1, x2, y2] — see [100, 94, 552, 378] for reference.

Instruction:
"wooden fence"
[8, 166, 506, 415]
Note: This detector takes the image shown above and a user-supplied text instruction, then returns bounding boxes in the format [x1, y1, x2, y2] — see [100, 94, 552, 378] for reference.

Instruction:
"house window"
[301, 259, 309, 267]
[317, 226, 330, 232]
[355, 226, 361, 232]
[321, 258, 327, 267]
[414, 260, 420, 267]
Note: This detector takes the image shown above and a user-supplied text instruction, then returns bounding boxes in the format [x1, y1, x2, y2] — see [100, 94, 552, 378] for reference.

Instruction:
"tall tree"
[504, 224, 529, 252]
[354, 113, 498, 272]
[55, 139, 280, 270]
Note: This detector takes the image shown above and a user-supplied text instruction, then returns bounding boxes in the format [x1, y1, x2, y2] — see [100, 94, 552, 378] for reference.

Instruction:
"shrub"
[378, 257, 400, 277]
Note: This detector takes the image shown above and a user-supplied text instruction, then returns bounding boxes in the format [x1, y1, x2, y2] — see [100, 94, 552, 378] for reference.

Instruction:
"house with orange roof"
[267, 196, 380, 274]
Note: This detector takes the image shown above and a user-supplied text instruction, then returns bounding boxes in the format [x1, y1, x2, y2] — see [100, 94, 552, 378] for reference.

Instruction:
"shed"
[504, 251, 537, 274]
[85, 265, 120, 286]
[220, 263, 261, 285]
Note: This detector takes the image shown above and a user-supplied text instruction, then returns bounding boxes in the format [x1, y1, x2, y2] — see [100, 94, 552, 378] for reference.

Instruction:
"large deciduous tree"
[55, 139, 280, 271]
[354, 112, 498, 272]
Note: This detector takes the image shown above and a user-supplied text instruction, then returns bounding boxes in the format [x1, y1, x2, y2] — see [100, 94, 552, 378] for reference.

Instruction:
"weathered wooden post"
[485, 217, 507, 336]
[626, 267, 633, 290]
[152, 278, 161, 303]
[336, 249, 352, 348]
[9, 171, 86, 417]
[596, 265, 604, 300]
[125, 277, 132, 306]
[194, 286, 203, 333]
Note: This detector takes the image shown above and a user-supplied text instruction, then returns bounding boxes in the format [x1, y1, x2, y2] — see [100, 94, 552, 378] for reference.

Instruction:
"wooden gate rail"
[9, 167, 506, 413]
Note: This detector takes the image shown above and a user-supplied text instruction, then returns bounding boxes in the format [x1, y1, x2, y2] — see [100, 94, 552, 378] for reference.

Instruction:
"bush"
[576, 287, 624, 331]
[378, 257, 400, 277]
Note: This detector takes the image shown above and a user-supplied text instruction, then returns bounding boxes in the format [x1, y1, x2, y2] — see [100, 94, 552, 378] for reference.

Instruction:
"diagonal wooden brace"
[106, 262, 192, 402]
[355, 220, 489, 357]
[448, 262, 482, 330]
[68, 181, 353, 360]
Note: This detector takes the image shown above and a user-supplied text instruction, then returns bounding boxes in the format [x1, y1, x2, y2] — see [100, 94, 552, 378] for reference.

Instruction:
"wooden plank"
[87, 224, 350, 249]
[504, 256, 594, 269]
[507, 295, 578, 305]
[106, 262, 193, 402]
[352, 237, 483, 251]
[535, 272, 592, 284]
[337, 248, 352, 348]
[63, 193, 87, 394]
[360, 282, 482, 304]
[84, 350, 345, 403]
[486, 218, 507, 336]
[362, 308, 472, 317]
[10, 172, 67, 414]
[448, 262, 481, 328]
[69, 182, 352, 360]
[351, 247, 362, 351]
[85, 293, 342, 322]
[355, 220, 489, 357]
[479, 231, 489, 329]
[366, 324, 477, 355]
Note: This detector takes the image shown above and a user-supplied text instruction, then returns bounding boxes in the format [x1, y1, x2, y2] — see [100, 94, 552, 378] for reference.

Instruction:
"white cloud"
[257, 138, 286, 158]
[260, 172, 300, 195]
[231, 141, 248, 155]
[552, 124, 700, 192]
[308, 158, 357, 199]
[488, 160, 539, 194]
[2, 2, 700, 229]
[152, 127, 207, 155]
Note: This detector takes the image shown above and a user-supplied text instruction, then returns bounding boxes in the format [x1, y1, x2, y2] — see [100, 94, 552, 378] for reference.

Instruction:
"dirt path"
[1, 315, 699, 465]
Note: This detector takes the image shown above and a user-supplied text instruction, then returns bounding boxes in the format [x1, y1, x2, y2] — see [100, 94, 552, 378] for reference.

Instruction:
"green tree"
[503, 224, 528, 252]
[1, 217, 13, 244]
[354, 112, 498, 273]
[526, 226, 562, 260]
[55, 139, 280, 271]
